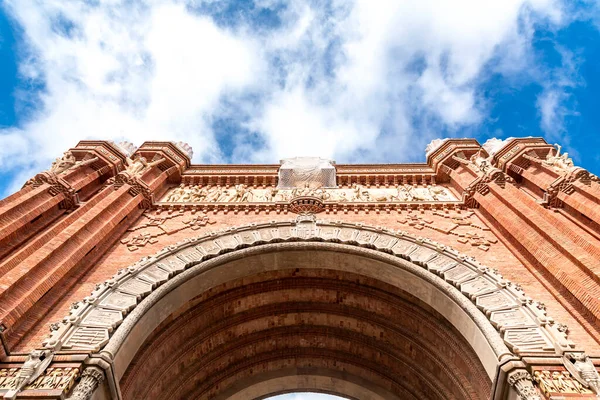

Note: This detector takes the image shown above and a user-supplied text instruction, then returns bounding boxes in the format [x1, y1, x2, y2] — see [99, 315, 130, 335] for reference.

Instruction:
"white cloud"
[536, 46, 581, 140]
[0, 0, 579, 193]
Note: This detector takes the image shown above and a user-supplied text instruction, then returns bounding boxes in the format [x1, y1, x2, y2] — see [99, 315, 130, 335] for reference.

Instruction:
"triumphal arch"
[0, 137, 599, 399]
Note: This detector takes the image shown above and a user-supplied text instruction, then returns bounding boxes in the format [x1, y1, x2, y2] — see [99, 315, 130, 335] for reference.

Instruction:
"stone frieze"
[159, 183, 457, 203]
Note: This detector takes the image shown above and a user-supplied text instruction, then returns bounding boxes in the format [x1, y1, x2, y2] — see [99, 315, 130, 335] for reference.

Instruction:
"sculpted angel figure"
[4, 350, 53, 400]
[563, 352, 600, 395]
[124, 156, 165, 177]
[470, 149, 490, 173]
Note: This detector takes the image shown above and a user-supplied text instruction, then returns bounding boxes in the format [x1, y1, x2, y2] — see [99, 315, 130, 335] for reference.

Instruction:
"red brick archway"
[119, 264, 492, 399]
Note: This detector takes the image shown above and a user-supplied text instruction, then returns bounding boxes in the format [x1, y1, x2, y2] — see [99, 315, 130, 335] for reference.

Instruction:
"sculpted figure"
[292, 183, 312, 198]
[274, 189, 290, 202]
[543, 144, 575, 172]
[204, 185, 223, 202]
[469, 149, 490, 173]
[165, 184, 186, 202]
[191, 185, 208, 202]
[329, 191, 349, 202]
[217, 188, 234, 202]
[351, 183, 368, 201]
[262, 187, 277, 202]
[534, 371, 557, 394]
[552, 371, 579, 393]
[240, 186, 254, 202]
[563, 353, 600, 395]
[391, 185, 410, 201]
[370, 191, 389, 202]
[229, 184, 247, 202]
[49, 151, 77, 174]
[428, 185, 450, 201]
[124, 156, 165, 177]
[4, 350, 53, 400]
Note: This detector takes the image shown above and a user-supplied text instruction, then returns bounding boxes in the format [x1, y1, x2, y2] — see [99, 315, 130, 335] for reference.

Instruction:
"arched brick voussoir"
[42, 217, 576, 380]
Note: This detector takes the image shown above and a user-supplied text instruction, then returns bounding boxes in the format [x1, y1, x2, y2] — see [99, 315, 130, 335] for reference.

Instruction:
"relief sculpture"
[160, 183, 457, 203]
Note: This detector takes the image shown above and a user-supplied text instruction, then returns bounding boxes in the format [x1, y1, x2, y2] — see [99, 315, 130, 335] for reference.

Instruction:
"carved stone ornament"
[3, 350, 54, 400]
[66, 367, 104, 400]
[43, 219, 574, 360]
[159, 183, 458, 204]
[533, 369, 594, 396]
[508, 370, 542, 400]
[174, 141, 193, 160]
[425, 138, 447, 156]
[112, 141, 138, 157]
[542, 144, 576, 173]
[563, 352, 600, 395]
[123, 156, 165, 177]
[277, 157, 337, 189]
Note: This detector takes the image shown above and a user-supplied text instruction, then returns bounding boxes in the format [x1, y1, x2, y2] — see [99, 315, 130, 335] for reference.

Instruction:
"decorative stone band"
[42, 218, 575, 362]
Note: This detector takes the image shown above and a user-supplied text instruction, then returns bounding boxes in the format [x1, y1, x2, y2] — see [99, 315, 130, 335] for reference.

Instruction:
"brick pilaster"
[0, 141, 130, 261]
[437, 138, 600, 333]
[0, 142, 191, 351]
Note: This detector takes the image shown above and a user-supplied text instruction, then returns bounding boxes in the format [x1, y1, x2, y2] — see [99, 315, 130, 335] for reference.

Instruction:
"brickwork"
[0, 137, 599, 400]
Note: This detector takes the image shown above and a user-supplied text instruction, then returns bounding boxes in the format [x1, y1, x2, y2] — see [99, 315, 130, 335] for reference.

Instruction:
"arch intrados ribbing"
[103, 241, 510, 381]
[120, 271, 487, 399]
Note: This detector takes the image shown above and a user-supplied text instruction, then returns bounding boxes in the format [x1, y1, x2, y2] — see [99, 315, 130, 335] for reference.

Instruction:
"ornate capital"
[508, 370, 542, 400]
[66, 367, 104, 400]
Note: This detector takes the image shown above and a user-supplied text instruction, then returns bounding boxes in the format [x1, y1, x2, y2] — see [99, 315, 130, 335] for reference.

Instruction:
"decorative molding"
[42, 219, 574, 360]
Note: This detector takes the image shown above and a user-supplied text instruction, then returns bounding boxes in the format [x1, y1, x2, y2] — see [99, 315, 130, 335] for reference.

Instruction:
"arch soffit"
[43, 218, 574, 380]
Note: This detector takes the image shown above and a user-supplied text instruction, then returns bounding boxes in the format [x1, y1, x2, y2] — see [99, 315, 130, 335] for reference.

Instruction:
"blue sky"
[0, 0, 599, 198]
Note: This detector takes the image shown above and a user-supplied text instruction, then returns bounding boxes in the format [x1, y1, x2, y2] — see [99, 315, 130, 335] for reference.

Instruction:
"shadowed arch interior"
[116, 245, 495, 400]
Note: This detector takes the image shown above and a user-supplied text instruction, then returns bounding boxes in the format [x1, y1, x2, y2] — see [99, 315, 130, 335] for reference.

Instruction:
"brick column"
[0, 142, 191, 351]
[429, 138, 600, 337]
[0, 141, 132, 261]
[491, 138, 600, 229]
